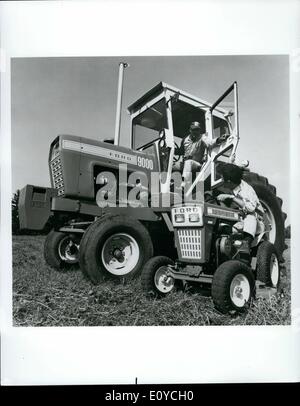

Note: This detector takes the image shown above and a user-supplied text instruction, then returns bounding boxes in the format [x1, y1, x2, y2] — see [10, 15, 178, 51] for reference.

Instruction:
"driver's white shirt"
[182, 133, 216, 162]
[232, 180, 264, 215]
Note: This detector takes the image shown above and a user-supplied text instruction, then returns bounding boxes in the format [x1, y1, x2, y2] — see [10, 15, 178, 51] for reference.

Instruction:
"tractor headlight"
[175, 214, 185, 223]
[189, 213, 200, 223]
[172, 205, 203, 226]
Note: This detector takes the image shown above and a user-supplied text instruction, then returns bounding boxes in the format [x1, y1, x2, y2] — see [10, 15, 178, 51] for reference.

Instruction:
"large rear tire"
[79, 215, 153, 284]
[44, 230, 80, 270]
[243, 171, 286, 258]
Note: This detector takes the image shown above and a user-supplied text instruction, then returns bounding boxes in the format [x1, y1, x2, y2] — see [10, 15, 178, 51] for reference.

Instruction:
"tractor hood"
[48, 134, 160, 200]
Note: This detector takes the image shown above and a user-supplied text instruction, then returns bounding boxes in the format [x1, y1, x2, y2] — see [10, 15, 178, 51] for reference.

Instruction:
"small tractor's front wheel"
[44, 230, 80, 270]
[256, 241, 280, 288]
[212, 260, 255, 313]
[141, 256, 176, 297]
[79, 215, 153, 283]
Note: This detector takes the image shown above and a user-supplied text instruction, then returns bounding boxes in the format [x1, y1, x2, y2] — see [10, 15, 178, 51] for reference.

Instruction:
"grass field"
[13, 236, 291, 326]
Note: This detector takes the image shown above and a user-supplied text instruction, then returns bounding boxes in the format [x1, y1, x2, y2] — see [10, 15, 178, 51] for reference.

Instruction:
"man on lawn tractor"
[216, 163, 265, 260]
[141, 159, 280, 314]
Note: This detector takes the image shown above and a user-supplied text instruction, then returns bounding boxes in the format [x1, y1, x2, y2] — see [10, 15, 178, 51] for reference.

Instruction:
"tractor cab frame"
[128, 81, 240, 196]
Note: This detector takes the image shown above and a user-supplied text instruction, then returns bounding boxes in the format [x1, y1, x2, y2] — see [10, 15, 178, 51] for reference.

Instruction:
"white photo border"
[1, 0, 300, 384]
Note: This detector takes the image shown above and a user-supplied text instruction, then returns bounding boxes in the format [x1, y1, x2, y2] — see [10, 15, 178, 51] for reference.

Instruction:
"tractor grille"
[177, 229, 202, 260]
[50, 155, 65, 196]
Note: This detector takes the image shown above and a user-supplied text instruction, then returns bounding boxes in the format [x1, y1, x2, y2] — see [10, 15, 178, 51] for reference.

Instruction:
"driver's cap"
[190, 121, 201, 130]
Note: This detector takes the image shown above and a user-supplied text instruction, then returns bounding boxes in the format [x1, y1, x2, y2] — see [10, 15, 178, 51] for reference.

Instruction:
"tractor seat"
[218, 223, 233, 235]
[231, 232, 244, 241]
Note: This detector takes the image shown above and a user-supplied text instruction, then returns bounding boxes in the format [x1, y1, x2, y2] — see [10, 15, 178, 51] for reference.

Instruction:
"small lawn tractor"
[141, 158, 281, 314]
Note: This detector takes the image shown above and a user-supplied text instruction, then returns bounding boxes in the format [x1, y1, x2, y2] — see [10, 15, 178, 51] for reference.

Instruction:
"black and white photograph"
[11, 55, 291, 326]
[1, 0, 299, 387]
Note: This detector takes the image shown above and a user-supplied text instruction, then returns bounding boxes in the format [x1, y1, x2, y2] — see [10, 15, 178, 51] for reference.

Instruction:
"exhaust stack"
[114, 62, 129, 145]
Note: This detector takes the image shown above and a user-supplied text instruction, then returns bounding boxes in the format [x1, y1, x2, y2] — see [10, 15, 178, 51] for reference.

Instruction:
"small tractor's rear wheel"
[242, 171, 287, 259]
[256, 241, 280, 288]
[141, 256, 175, 297]
[212, 260, 255, 313]
[44, 230, 80, 270]
[79, 215, 153, 284]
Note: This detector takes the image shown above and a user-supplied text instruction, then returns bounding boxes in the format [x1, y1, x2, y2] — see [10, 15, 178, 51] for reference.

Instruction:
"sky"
[11, 55, 290, 223]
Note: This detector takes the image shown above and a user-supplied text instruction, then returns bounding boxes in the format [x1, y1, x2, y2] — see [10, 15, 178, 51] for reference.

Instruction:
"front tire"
[44, 230, 80, 270]
[79, 215, 153, 283]
[141, 256, 175, 297]
[256, 241, 280, 287]
[212, 260, 255, 313]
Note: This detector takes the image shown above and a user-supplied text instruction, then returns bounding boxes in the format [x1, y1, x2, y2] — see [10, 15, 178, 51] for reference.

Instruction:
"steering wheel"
[205, 191, 219, 204]
[173, 141, 181, 163]
[205, 191, 229, 208]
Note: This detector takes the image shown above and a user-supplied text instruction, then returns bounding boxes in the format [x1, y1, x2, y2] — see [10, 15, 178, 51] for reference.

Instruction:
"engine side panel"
[49, 134, 160, 200]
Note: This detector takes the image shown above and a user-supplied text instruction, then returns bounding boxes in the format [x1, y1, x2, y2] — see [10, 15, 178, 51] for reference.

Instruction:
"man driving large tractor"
[175, 121, 228, 185]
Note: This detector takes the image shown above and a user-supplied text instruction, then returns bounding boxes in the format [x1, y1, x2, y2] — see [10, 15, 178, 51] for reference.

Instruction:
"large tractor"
[18, 64, 286, 284]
